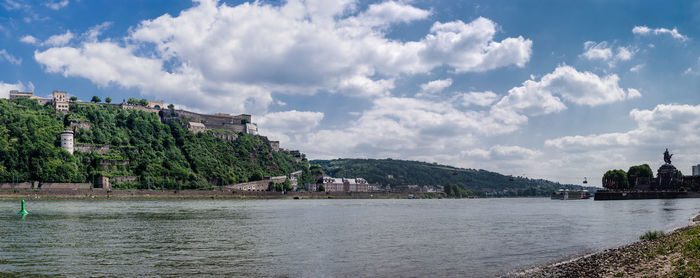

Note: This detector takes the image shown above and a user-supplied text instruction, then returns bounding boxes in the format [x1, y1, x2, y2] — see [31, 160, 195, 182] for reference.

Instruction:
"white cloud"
[615, 46, 633, 61]
[84, 22, 112, 41]
[0, 80, 33, 98]
[44, 0, 68, 10]
[546, 104, 700, 157]
[345, 1, 431, 29]
[581, 41, 634, 66]
[626, 88, 641, 99]
[0, 49, 22, 65]
[463, 145, 541, 160]
[43, 30, 74, 46]
[419, 78, 453, 95]
[492, 65, 636, 122]
[257, 110, 324, 145]
[20, 35, 38, 44]
[454, 91, 499, 107]
[581, 41, 612, 60]
[632, 26, 688, 41]
[630, 64, 644, 72]
[34, 0, 532, 114]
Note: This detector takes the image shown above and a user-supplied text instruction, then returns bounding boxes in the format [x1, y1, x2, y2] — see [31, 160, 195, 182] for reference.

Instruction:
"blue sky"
[1, 0, 700, 185]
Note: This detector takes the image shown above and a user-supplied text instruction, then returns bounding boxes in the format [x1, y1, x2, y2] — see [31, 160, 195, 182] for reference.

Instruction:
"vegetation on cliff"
[312, 158, 593, 197]
[0, 98, 307, 189]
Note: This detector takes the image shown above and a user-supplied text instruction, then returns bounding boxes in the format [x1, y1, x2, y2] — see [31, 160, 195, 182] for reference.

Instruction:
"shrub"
[639, 230, 666, 240]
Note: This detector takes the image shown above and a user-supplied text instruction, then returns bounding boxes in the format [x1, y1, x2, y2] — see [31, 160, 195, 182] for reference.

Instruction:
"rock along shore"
[505, 214, 700, 278]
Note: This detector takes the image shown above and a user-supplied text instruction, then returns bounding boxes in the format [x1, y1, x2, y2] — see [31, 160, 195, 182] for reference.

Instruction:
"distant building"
[60, 130, 74, 154]
[187, 122, 207, 133]
[693, 165, 700, 176]
[321, 176, 369, 192]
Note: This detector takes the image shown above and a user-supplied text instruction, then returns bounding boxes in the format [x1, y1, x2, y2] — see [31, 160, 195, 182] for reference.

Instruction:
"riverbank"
[507, 214, 700, 277]
[0, 189, 436, 200]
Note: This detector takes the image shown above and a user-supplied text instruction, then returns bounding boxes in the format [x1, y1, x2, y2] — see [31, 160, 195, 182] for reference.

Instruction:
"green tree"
[168, 104, 174, 109]
[138, 99, 149, 106]
[603, 169, 629, 189]
[283, 179, 292, 191]
[91, 96, 101, 103]
[627, 164, 653, 186]
[69, 96, 78, 102]
[127, 97, 139, 105]
[318, 184, 325, 192]
[105, 97, 112, 104]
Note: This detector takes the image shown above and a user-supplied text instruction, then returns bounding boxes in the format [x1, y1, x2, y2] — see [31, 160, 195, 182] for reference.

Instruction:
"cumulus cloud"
[629, 64, 644, 72]
[493, 65, 638, 116]
[463, 145, 541, 160]
[44, 0, 68, 10]
[581, 41, 634, 67]
[34, 0, 532, 114]
[632, 26, 688, 41]
[43, 30, 74, 46]
[0, 49, 22, 65]
[20, 35, 38, 44]
[545, 104, 700, 168]
[454, 91, 499, 107]
[581, 41, 612, 60]
[0, 80, 34, 98]
[257, 110, 324, 145]
[419, 78, 452, 95]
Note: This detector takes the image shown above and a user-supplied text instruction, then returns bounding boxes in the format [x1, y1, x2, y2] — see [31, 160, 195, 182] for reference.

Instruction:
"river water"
[1, 198, 698, 277]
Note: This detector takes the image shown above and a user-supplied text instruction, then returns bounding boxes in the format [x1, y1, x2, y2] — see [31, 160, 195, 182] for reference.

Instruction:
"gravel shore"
[505, 214, 700, 278]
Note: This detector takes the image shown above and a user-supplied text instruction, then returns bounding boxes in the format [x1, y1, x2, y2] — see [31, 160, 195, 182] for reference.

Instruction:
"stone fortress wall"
[161, 109, 251, 133]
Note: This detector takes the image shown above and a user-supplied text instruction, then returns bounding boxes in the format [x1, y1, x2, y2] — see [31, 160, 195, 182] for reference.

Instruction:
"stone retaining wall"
[40, 183, 91, 190]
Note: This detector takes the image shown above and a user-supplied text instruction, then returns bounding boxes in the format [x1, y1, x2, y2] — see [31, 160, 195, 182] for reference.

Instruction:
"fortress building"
[61, 130, 74, 154]
[8, 90, 33, 99]
[147, 101, 163, 109]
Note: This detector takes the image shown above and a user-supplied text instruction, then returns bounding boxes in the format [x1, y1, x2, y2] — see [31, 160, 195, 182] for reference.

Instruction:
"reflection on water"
[0, 198, 698, 277]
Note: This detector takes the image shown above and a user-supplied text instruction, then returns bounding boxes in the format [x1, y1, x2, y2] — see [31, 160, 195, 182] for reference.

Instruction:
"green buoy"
[18, 200, 28, 216]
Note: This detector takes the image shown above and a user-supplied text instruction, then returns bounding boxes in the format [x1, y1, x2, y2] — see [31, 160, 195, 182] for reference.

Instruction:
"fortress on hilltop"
[5, 90, 285, 157]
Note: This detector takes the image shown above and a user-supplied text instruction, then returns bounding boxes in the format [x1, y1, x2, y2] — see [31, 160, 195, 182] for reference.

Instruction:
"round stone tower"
[61, 130, 74, 154]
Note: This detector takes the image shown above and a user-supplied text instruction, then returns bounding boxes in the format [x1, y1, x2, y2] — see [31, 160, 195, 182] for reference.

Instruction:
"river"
[1, 198, 698, 277]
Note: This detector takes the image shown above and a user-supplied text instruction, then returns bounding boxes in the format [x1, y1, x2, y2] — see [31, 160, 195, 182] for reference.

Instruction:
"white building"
[61, 130, 74, 154]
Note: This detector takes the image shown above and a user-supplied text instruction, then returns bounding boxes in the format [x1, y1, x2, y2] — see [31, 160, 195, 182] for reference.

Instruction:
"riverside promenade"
[0, 189, 431, 200]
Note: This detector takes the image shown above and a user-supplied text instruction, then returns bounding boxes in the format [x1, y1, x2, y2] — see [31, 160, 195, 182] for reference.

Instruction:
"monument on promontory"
[657, 148, 679, 188]
[595, 148, 700, 200]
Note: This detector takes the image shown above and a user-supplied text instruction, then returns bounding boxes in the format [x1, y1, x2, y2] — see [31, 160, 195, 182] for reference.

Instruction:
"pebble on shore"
[505, 215, 700, 278]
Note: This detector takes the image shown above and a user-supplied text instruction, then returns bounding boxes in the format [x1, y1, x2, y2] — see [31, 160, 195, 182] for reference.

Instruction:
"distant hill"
[312, 158, 598, 197]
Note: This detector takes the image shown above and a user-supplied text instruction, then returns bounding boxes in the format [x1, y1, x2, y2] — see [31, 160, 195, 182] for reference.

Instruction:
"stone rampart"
[70, 121, 92, 131]
[0, 182, 34, 189]
[75, 144, 110, 154]
[161, 109, 250, 133]
[224, 180, 270, 191]
[40, 183, 91, 190]
[111, 176, 138, 184]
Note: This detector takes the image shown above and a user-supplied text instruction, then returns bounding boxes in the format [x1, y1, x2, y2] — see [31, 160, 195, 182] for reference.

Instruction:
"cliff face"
[0, 98, 306, 189]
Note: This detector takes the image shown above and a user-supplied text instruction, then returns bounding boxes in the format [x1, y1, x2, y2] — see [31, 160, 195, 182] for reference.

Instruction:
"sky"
[1, 0, 700, 186]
